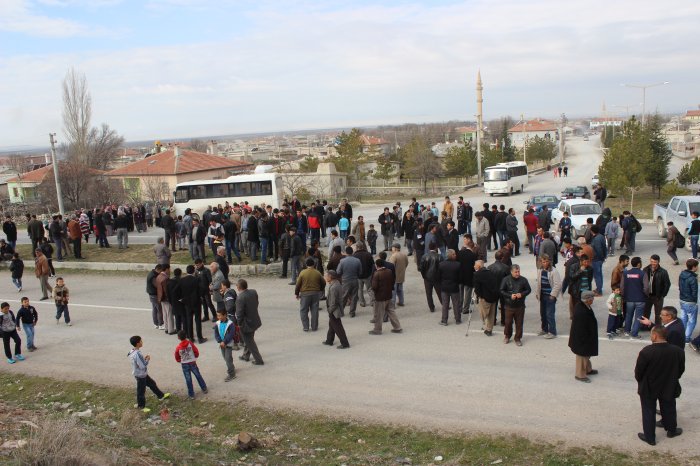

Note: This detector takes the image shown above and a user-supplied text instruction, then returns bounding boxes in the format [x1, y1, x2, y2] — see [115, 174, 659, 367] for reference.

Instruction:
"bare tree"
[142, 175, 170, 203]
[6, 154, 29, 174]
[189, 139, 208, 153]
[87, 123, 125, 170]
[62, 68, 92, 161]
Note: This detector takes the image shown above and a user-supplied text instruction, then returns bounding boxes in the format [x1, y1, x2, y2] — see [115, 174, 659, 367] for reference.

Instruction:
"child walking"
[213, 308, 237, 382]
[174, 330, 208, 399]
[9, 253, 24, 291]
[15, 297, 38, 351]
[53, 277, 72, 326]
[606, 286, 623, 339]
[128, 336, 170, 413]
[1, 302, 24, 364]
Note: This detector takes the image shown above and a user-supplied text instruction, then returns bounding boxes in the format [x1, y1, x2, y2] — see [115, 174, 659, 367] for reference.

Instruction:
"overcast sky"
[1, 0, 698, 148]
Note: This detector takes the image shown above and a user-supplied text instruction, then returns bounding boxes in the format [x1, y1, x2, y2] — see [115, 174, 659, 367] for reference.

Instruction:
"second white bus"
[483, 161, 528, 196]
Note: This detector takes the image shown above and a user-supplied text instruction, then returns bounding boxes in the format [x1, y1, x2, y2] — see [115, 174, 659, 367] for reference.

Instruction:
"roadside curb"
[0, 260, 283, 276]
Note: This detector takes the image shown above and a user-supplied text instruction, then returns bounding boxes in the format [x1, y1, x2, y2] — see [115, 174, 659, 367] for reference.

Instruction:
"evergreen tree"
[599, 117, 647, 197]
[642, 114, 672, 198]
[444, 145, 478, 177]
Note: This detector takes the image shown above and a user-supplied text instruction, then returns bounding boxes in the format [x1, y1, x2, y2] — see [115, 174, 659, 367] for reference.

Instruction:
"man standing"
[27, 214, 45, 253]
[210, 262, 225, 313]
[523, 209, 538, 254]
[378, 207, 395, 252]
[289, 227, 304, 285]
[322, 270, 350, 349]
[688, 211, 700, 259]
[505, 208, 520, 256]
[438, 249, 462, 325]
[444, 221, 459, 252]
[457, 236, 476, 314]
[643, 255, 671, 327]
[590, 225, 608, 296]
[354, 243, 375, 308]
[568, 253, 593, 320]
[635, 326, 685, 446]
[67, 215, 83, 259]
[194, 259, 215, 322]
[538, 205, 552, 232]
[115, 212, 129, 249]
[161, 210, 177, 251]
[536, 254, 561, 339]
[295, 258, 325, 332]
[666, 221, 680, 265]
[156, 264, 174, 335]
[190, 218, 206, 261]
[180, 265, 205, 343]
[640, 307, 685, 350]
[336, 246, 362, 318]
[34, 248, 51, 301]
[500, 264, 531, 346]
[388, 243, 409, 307]
[488, 251, 511, 327]
[569, 291, 598, 382]
[369, 259, 402, 335]
[443, 196, 454, 220]
[677, 259, 698, 344]
[146, 264, 164, 329]
[473, 260, 499, 336]
[419, 242, 442, 313]
[494, 205, 508, 248]
[622, 257, 647, 339]
[474, 212, 490, 262]
[3, 215, 17, 250]
[236, 279, 264, 365]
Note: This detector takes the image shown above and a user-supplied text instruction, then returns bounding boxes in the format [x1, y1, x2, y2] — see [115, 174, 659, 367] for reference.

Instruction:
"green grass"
[0, 372, 690, 465]
[607, 185, 692, 219]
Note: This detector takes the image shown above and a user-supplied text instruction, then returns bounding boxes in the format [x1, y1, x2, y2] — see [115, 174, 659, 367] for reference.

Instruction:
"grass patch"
[0, 372, 689, 465]
[607, 184, 692, 219]
[14, 243, 259, 266]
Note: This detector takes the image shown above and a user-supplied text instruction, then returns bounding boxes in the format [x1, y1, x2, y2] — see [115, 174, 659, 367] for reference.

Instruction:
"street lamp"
[621, 82, 669, 126]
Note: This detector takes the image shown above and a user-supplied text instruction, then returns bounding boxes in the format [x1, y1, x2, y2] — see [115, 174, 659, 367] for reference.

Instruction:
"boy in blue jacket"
[213, 309, 237, 382]
[1, 302, 24, 364]
[128, 335, 170, 413]
[15, 297, 38, 351]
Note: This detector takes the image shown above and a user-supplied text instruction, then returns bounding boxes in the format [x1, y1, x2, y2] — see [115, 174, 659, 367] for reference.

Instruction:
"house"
[5, 163, 104, 204]
[105, 147, 254, 201]
[277, 162, 348, 199]
[508, 119, 559, 147]
[360, 135, 391, 155]
[589, 117, 625, 130]
[454, 126, 478, 142]
[684, 110, 700, 122]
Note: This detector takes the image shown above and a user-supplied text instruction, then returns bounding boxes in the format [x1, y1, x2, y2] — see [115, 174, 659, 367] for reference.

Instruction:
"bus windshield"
[484, 169, 507, 181]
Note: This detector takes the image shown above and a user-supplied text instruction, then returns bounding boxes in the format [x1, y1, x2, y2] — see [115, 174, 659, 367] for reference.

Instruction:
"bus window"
[484, 169, 507, 181]
[175, 187, 189, 203]
[190, 185, 206, 200]
[236, 182, 251, 197]
[208, 183, 229, 198]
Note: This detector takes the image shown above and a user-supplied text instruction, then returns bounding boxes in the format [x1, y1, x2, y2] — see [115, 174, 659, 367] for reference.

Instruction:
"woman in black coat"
[568, 291, 599, 383]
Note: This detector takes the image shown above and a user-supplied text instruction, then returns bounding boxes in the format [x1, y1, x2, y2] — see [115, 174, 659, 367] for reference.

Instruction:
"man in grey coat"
[538, 231, 557, 269]
[322, 270, 350, 348]
[235, 279, 264, 365]
[337, 246, 362, 317]
[210, 262, 225, 312]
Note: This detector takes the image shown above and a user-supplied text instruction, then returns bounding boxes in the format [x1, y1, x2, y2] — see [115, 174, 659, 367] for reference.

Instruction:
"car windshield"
[484, 169, 507, 181]
[533, 196, 557, 204]
[571, 204, 601, 216]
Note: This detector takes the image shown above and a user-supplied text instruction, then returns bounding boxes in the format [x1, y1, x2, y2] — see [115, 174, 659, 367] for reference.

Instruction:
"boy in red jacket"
[174, 330, 208, 399]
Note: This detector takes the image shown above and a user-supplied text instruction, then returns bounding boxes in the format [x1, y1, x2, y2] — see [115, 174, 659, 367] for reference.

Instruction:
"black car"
[561, 186, 591, 200]
[523, 194, 560, 213]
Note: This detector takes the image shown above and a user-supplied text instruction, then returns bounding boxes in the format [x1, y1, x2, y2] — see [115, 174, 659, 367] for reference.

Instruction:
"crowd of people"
[1, 192, 694, 444]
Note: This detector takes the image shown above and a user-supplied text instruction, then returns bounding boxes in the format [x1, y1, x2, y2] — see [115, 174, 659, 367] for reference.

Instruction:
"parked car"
[561, 186, 591, 200]
[551, 199, 602, 239]
[583, 135, 589, 141]
[523, 194, 560, 213]
[653, 195, 700, 239]
[591, 173, 599, 186]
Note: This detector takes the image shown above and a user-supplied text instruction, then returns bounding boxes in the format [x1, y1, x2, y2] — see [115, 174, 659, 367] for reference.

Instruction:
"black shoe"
[198, 338, 208, 344]
[655, 420, 665, 429]
[251, 360, 264, 365]
[586, 369, 599, 375]
[667, 428, 683, 438]
[239, 356, 250, 361]
[322, 341, 333, 346]
[439, 321, 448, 326]
[390, 329, 403, 334]
[638, 433, 656, 446]
[279, 275, 287, 279]
[201, 317, 210, 323]
[350, 313, 355, 318]
[336, 345, 350, 349]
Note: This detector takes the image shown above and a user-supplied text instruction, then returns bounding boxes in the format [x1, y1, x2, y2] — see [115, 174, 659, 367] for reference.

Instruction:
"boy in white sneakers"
[1, 302, 24, 364]
[128, 335, 170, 413]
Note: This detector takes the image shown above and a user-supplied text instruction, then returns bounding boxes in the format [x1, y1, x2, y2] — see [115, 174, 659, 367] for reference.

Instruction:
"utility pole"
[49, 133, 65, 215]
[559, 113, 566, 166]
[621, 82, 669, 126]
[475, 70, 483, 185]
[520, 114, 527, 164]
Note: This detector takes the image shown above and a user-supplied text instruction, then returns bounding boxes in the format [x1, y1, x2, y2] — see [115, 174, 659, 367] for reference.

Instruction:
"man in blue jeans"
[689, 211, 700, 259]
[678, 258, 698, 343]
[536, 254, 561, 338]
[621, 257, 646, 339]
[590, 225, 608, 296]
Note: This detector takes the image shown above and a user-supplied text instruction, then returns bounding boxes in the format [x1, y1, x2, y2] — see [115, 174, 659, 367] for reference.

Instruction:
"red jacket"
[523, 213, 538, 234]
[174, 339, 199, 363]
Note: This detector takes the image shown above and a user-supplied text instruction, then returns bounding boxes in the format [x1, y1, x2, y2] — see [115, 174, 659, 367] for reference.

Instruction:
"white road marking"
[1, 298, 149, 312]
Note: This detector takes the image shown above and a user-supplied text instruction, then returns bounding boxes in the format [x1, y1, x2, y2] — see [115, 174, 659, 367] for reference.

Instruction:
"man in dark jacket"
[3, 215, 18, 250]
[500, 264, 531, 346]
[494, 205, 508, 248]
[180, 265, 205, 343]
[146, 265, 164, 329]
[369, 259, 402, 335]
[640, 306, 685, 350]
[27, 214, 45, 253]
[635, 325, 685, 446]
[569, 253, 593, 321]
[354, 244, 375, 308]
[590, 225, 608, 296]
[161, 210, 177, 251]
[444, 221, 459, 252]
[438, 249, 462, 325]
[569, 291, 598, 383]
[473, 260, 499, 336]
[457, 237, 476, 314]
[378, 207, 395, 252]
[223, 216, 240, 263]
[419, 242, 442, 313]
[235, 279, 264, 365]
[488, 251, 510, 326]
[194, 259, 215, 324]
[537, 205, 553, 232]
[643, 255, 671, 327]
[247, 210, 260, 261]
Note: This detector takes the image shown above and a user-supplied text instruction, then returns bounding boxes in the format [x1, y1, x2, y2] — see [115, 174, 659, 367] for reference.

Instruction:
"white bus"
[173, 173, 284, 217]
[483, 161, 528, 196]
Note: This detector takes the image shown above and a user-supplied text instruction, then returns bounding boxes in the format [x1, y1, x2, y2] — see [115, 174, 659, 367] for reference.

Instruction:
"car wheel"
[657, 219, 666, 238]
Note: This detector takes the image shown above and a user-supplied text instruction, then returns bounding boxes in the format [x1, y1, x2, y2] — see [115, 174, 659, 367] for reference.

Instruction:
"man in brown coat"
[67, 215, 83, 259]
[35, 249, 52, 300]
[369, 259, 402, 335]
[388, 243, 409, 307]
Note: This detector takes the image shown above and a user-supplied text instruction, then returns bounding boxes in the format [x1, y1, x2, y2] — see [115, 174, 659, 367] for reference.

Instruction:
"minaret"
[476, 69, 483, 184]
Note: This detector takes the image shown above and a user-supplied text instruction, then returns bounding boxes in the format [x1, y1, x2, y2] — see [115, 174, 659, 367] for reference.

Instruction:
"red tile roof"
[686, 110, 700, 117]
[106, 149, 253, 176]
[7, 163, 104, 183]
[360, 135, 388, 146]
[509, 119, 558, 132]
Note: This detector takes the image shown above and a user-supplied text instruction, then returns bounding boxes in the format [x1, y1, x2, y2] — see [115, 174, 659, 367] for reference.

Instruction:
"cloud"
[0, 0, 698, 146]
[0, 0, 100, 37]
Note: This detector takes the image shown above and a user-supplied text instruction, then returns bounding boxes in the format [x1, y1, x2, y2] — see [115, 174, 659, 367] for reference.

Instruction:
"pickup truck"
[653, 195, 700, 238]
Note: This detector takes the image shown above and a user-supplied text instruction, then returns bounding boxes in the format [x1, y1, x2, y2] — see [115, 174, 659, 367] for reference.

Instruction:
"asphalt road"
[3, 138, 699, 457]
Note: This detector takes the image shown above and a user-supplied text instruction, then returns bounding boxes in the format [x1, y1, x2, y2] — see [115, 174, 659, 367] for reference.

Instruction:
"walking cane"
[465, 295, 477, 337]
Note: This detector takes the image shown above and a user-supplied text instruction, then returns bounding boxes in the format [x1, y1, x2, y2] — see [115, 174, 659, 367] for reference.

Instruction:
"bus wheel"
[489, 193, 493, 197]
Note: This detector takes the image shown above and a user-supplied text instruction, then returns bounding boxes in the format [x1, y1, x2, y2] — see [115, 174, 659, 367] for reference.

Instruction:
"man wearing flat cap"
[569, 290, 599, 383]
